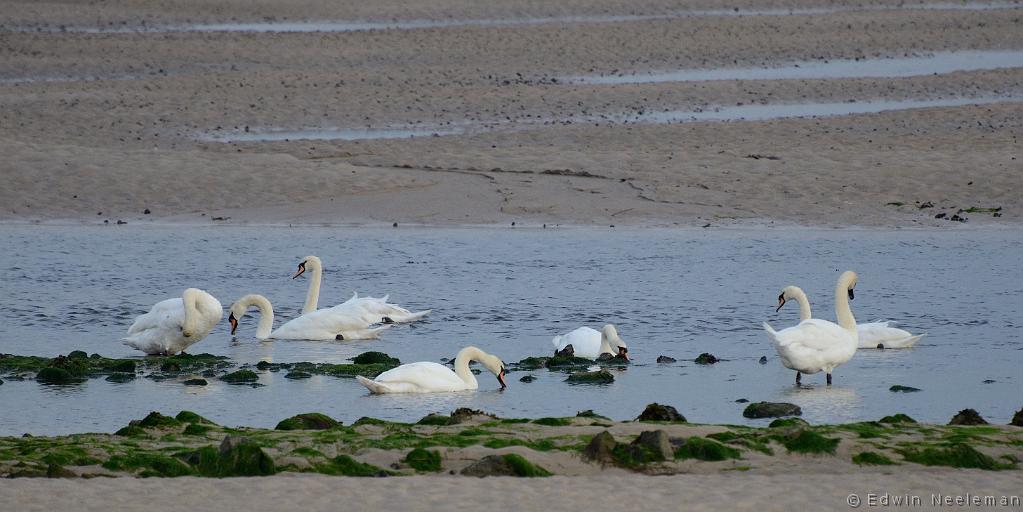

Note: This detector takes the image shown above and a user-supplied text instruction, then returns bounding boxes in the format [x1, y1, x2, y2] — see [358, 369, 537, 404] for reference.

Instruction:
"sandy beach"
[2, 0, 1021, 227]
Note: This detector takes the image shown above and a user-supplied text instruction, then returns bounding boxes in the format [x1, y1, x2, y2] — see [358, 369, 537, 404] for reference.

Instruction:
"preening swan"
[763, 271, 859, 385]
[293, 255, 431, 322]
[228, 294, 390, 341]
[356, 346, 507, 393]
[123, 288, 222, 355]
[776, 285, 924, 349]
[551, 325, 630, 360]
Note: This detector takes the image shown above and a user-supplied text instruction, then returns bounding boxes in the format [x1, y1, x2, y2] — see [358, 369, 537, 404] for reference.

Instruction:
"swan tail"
[387, 309, 431, 323]
[762, 322, 777, 335]
[891, 333, 925, 348]
[356, 375, 391, 394]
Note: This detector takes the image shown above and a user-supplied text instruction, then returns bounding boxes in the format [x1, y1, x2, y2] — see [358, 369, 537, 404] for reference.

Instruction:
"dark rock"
[656, 355, 676, 363]
[111, 360, 136, 372]
[350, 351, 400, 365]
[735, 398, 749, 403]
[519, 375, 536, 383]
[0, 379, 3, 385]
[67, 350, 88, 360]
[632, 430, 673, 460]
[949, 408, 988, 426]
[545, 355, 594, 368]
[138, 411, 181, 428]
[759, 356, 768, 364]
[160, 361, 182, 372]
[144, 208, 151, 214]
[221, 369, 258, 383]
[47, 463, 77, 478]
[450, 408, 494, 424]
[1011, 408, 1023, 427]
[183, 378, 208, 386]
[184, 436, 275, 476]
[743, 402, 802, 418]
[583, 431, 618, 463]
[417, 413, 451, 426]
[255, 360, 272, 370]
[565, 370, 614, 384]
[554, 344, 575, 358]
[982, 379, 996, 384]
[636, 403, 686, 422]
[460, 455, 520, 477]
[175, 411, 215, 424]
[769, 417, 810, 429]
[694, 353, 719, 365]
[36, 367, 83, 384]
[275, 413, 340, 430]
[879, 413, 917, 424]
[889, 385, 921, 393]
[114, 425, 148, 438]
[105, 372, 135, 383]
[285, 371, 312, 379]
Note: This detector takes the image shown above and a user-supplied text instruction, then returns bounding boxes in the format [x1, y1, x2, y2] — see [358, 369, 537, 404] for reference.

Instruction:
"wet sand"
[1, 0, 1021, 227]
[4, 471, 1023, 512]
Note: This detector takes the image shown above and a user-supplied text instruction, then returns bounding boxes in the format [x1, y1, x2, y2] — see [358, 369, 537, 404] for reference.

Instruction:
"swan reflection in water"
[781, 385, 862, 424]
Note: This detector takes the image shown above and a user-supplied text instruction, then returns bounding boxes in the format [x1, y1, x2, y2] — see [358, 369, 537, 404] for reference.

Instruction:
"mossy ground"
[2, 410, 1021, 478]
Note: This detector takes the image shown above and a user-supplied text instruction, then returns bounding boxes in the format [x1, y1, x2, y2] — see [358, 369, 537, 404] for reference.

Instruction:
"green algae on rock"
[674, 437, 741, 461]
[879, 413, 918, 424]
[221, 370, 259, 383]
[565, 369, 614, 384]
[852, 451, 897, 465]
[275, 413, 341, 431]
[404, 448, 442, 472]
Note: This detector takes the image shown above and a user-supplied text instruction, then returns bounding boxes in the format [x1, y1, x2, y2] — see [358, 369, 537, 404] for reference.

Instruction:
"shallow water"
[7, 2, 1019, 34]
[569, 51, 1023, 85]
[202, 97, 1023, 142]
[0, 225, 1021, 436]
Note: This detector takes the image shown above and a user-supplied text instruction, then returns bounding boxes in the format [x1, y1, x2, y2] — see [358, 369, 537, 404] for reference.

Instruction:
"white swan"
[228, 294, 390, 341]
[293, 255, 431, 323]
[764, 271, 860, 385]
[776, 286, 924, 349]
[551, 324, 629, 360]
[123, 288, 222, 355]
[356, 346, 506, 393]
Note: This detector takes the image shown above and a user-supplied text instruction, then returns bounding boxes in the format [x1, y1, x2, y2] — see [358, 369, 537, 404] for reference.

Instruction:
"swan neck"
[791, 287, 812, 321]
[302, 260, 323, 314]
[250, 295, 275, 339]
[453, 347, 483, 389]
[835, 277, 856, 330]
[599, 334, 614, 355]
[181, 289, 200, 333]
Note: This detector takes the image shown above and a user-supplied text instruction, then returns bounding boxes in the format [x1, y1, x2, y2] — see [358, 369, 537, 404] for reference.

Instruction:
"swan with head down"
[552, 324, 629, 360]
[764, 271, 860, 385]
[228, 294, 390, 341]
[775, 285, 924, 349]
[293, 255, 431, 323]
[123, 288, 222, 355]
[356, 346, 506, 393]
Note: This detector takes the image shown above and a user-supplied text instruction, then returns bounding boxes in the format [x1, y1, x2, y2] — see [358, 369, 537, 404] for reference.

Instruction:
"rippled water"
[1, 225, 1021, 436]
[569, 51, 1023, 85]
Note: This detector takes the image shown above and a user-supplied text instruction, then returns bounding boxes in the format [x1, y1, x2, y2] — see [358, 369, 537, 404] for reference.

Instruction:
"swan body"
[551, 324, 630, 360]
[123, 288, 222, 355]
[776, 285, 924, 349]
[764, 272, 860, 385]
[293, 256, 431, 322]
[356, 346, 506, 393]
[228, 294, 390, 341]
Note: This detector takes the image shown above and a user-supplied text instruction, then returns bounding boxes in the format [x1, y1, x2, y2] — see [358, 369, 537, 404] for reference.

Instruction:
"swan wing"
[363, 362, 467, 393]
[772, 319, 854, 351]
[272, 307, 373, 340]
[126, 298, 183, 334]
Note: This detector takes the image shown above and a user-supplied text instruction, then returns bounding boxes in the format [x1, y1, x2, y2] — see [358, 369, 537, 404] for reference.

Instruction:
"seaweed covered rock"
[105, 372, 135, 383]
[889, 385, 921, 393]
[636, 403, 686, 422]
[519, 375, 536, 383]
[404, 448, 442, 472]
[694, 353, 719, 365]
[769, 417, 810, 429]
[565, 370, 614, 384]
[350, 352, 400, 366]
[175, 411, 215, 425]
[67, 350, 88, 360]
[285, 371, 312, 379]
[547, 355, 596, 369]
[879, 413, 917, 424]
[674, 437, 742, 461]
[1012, 407, 1023, 427]
[275, 413, 340, 431]
[185, 436, 275, 476]
[743, 402, 802, 419]
[553, 344, 575, 358]
[583, 431, 618, 463]
[36, 356, 89, 384]
[221, 370, 258, 383]
[138, 411, 181, 428]
[461, 454, 551, 477]
[183, 378, 208, 386]
[949, 408, 988, 425]
[417, 413, 452, 426]
[114, 425, 149, 438]
[449, 408, 495, 424]
[632, 430, 673, 460]
[656, 355, 676, 363]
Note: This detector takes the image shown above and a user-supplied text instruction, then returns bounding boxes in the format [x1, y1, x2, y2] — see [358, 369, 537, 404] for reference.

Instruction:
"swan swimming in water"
[356, 346, 507, 393]
[775, 285, 924, 349]
[551, 324, 630, 360]
[123, 288, 222, 355]
[228, 294, 390, 341]
[293, 255, 431, 323]
[764, 271, 860, 385]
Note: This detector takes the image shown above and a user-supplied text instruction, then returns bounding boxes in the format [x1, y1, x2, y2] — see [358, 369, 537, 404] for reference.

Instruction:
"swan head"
[840, 271, 858, 300]
[777, 285, 802, 312]
[480, 353, 507, 389]
[228, 312, 238, 335]
[227, 300, 250, 334]
[601, 324, 629, 360]
[292, 255, 321, 279]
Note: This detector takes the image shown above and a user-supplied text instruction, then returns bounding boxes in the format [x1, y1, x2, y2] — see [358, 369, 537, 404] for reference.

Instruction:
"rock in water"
[565, 370, 614, 384]
[636, 403, 686, 422]
[519, 375, 536, 383]
[889, 385, 921, 393]
[742, 402, 802, 418]
[758, 356, 768, 364]
[948, 408, 988, 425]
[582, 431, 617, 463]
[183, 378, 208, 386]
[694, 353, 719, 365]
[554, 344, 575, 357]
[1011, 407, 1023, 427]
[656, 355, 676, 363]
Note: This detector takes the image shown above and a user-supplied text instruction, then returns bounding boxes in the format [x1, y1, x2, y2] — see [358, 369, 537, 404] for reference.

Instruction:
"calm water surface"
[0, 225, 1020, 436]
